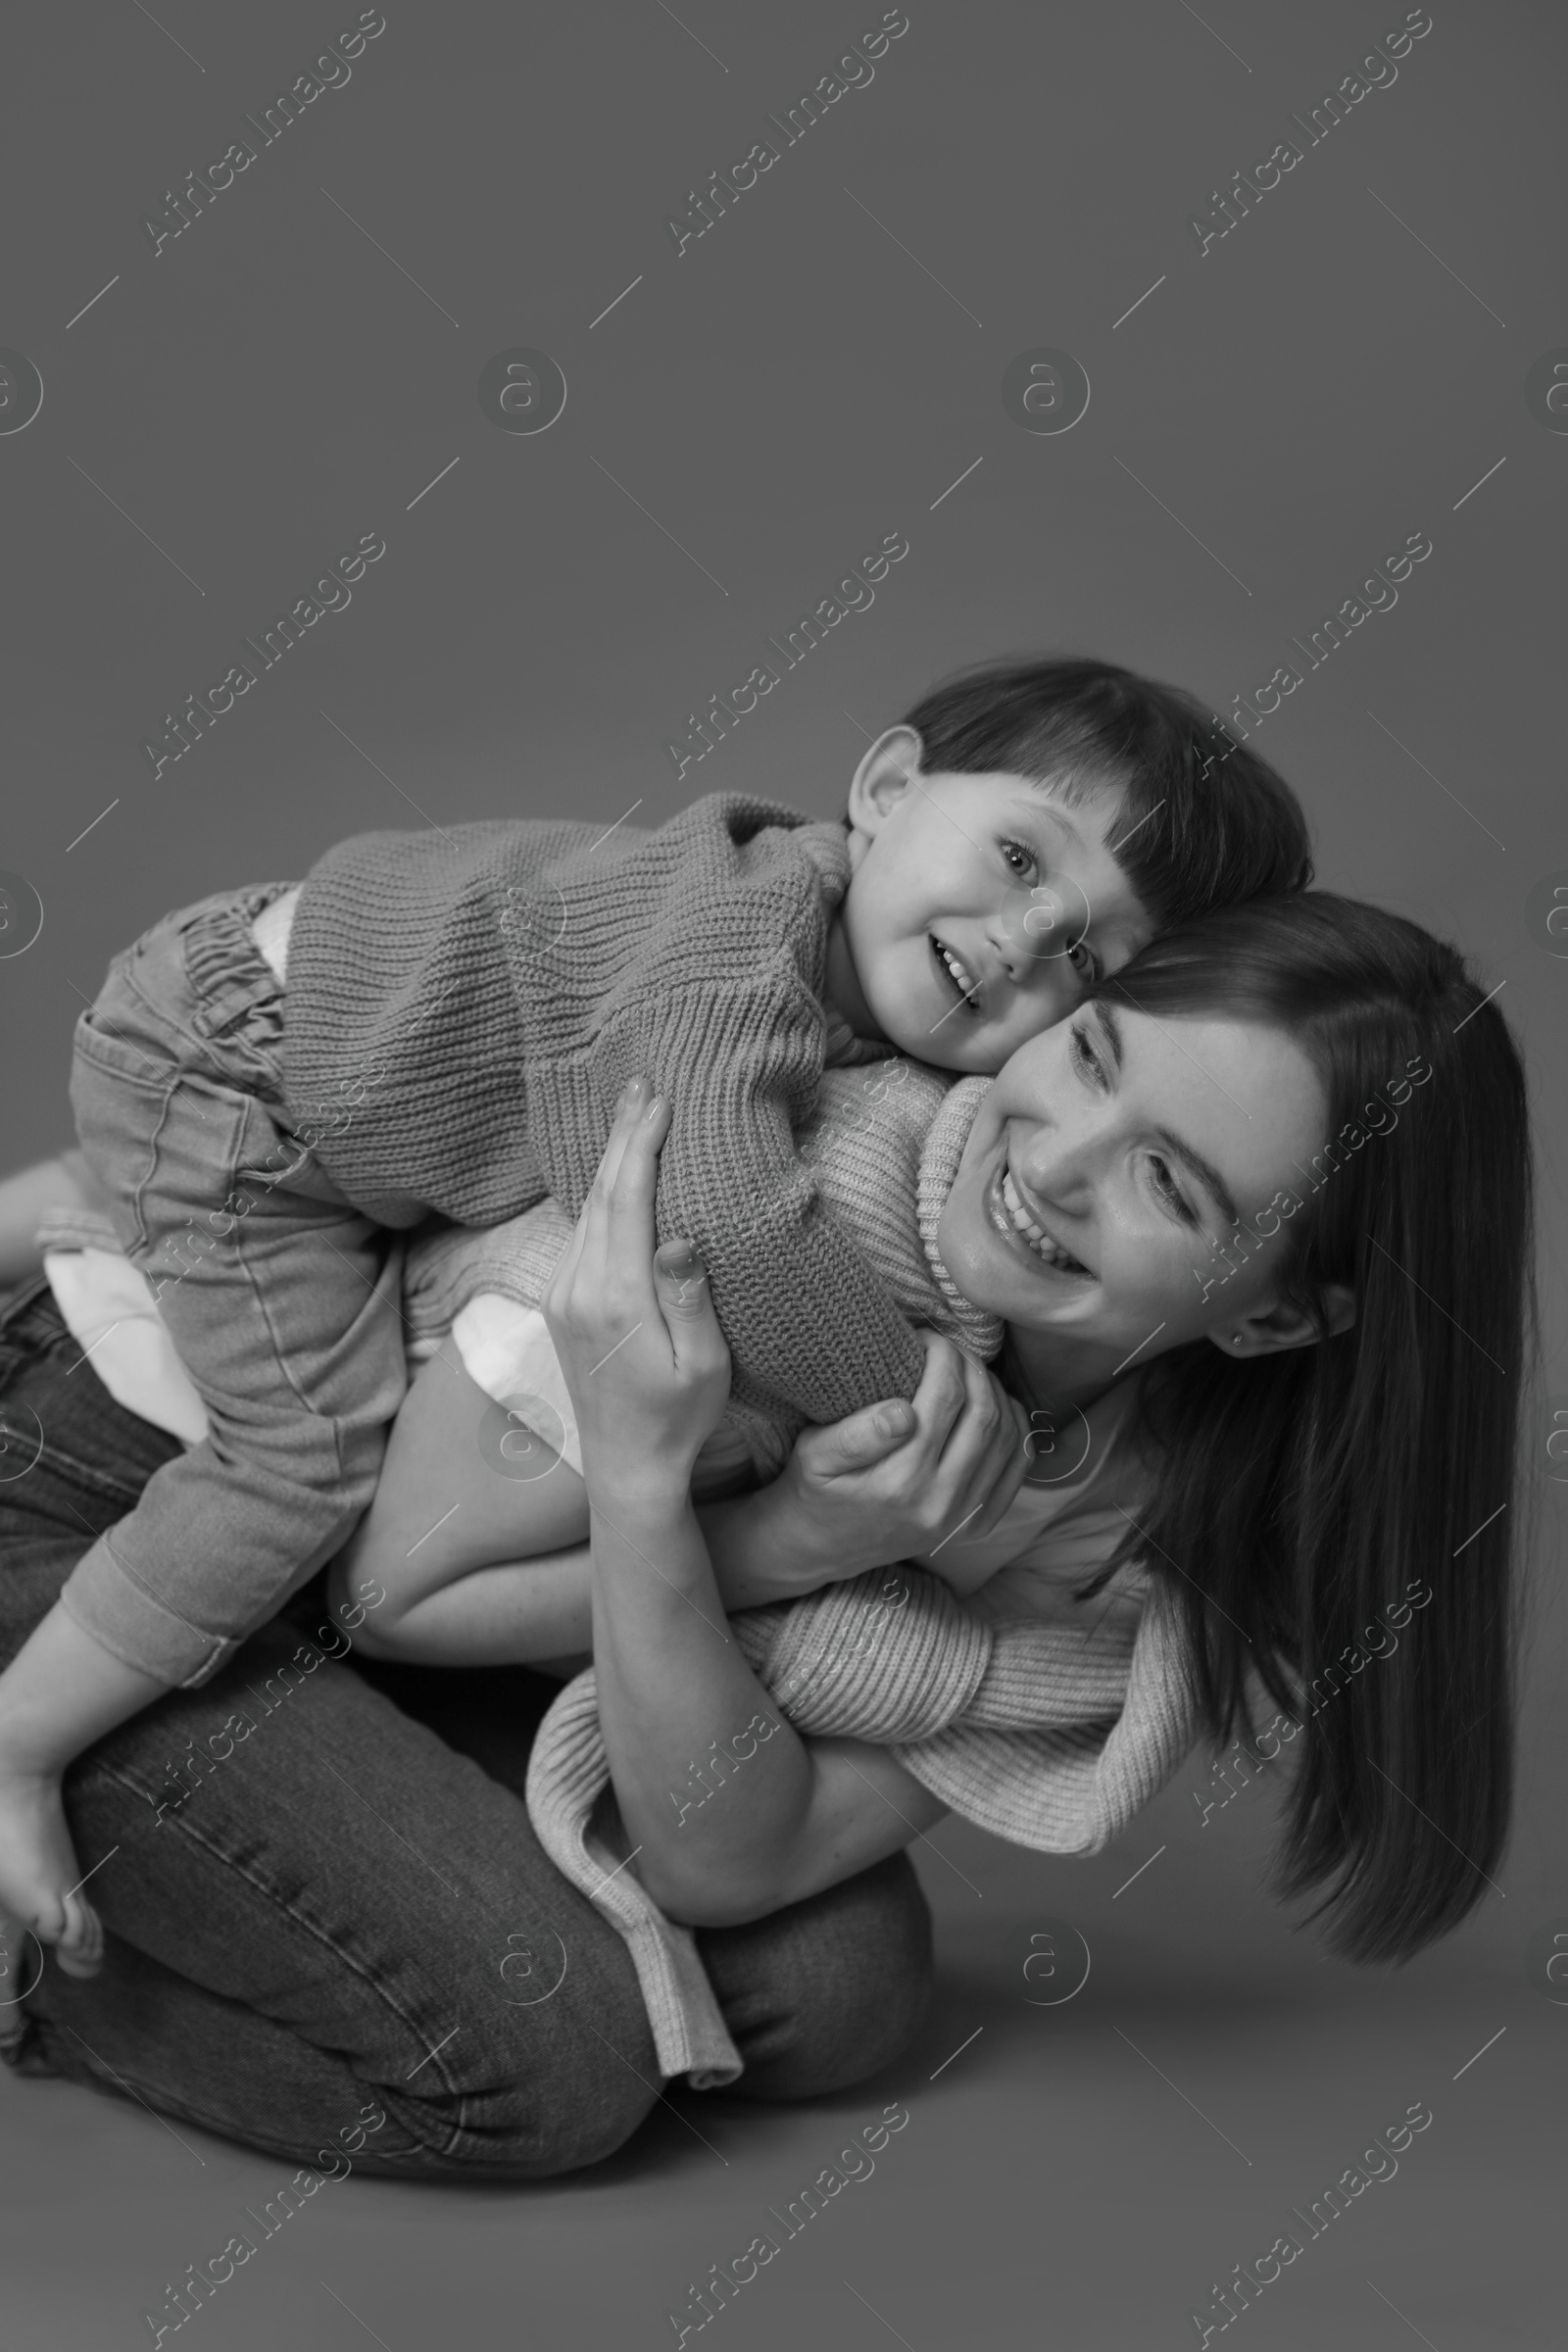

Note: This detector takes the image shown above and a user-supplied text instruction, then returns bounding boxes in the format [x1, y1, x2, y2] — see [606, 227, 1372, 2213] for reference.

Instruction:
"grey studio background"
[1, 1, 1564, 2346]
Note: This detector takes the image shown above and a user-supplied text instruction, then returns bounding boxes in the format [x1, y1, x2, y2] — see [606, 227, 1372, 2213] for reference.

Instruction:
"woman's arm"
[335, 1304, 1030, 1662]
[545, 1079, 950, 1930]
[701, 1328, 1032, 1608]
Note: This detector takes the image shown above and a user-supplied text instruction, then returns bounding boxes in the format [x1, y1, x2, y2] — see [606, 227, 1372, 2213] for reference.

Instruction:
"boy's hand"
[544, 1079, 731, 1502]
[0, 1764, 103, 1980]
[767, 1329, 1033, 1593]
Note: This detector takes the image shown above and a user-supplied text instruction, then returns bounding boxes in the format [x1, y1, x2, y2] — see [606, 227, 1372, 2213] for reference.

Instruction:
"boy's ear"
[1210, 1280, 1356, 1360]
[847, 726, 925, 837]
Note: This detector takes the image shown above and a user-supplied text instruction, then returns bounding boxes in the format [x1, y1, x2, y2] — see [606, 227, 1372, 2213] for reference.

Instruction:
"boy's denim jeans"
[0, 1279, 934, 2174]
[64, 882, 411, 1687]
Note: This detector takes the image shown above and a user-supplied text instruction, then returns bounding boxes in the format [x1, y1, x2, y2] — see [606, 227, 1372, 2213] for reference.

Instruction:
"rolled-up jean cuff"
[58, 1536, 237, 1688]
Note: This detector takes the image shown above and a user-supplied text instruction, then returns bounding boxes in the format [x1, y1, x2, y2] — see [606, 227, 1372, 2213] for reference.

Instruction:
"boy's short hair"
[903, 657, 1313, 928]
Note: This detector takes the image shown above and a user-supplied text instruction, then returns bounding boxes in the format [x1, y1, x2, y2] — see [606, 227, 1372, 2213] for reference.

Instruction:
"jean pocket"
[69, 1022, 182, 1256]
[74, 1045, 262, 1270]
[70, 1001, 173, 1095]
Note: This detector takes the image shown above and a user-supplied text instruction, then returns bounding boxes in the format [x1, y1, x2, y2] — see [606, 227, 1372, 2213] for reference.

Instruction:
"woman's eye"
[1069, 1025, 1106, 1087]
[1001, 839, 1037, 880]
[1149, 1155, 1197, 1226]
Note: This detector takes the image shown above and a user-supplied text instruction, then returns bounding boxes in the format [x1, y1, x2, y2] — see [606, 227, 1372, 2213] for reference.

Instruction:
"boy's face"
[833, 728, 1155, 1073]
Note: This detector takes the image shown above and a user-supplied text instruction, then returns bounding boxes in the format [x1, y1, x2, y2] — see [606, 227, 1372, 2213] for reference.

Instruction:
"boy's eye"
[1067, 938, 1099, 985]
[1000, 839, 1038, 880]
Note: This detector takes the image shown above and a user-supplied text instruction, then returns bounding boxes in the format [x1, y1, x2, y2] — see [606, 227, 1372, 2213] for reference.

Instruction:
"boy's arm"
[603, 972, 930, 1443]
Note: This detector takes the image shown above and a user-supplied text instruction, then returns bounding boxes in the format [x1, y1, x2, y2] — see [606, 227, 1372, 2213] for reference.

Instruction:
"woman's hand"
[704, 1328, 1033, 1609]
[547, 1080, 953, 1927]
[543, 1078, 731, 1504]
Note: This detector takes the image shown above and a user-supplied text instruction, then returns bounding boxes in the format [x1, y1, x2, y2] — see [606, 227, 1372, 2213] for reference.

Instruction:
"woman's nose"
[1012, 1125, 1095, 1213]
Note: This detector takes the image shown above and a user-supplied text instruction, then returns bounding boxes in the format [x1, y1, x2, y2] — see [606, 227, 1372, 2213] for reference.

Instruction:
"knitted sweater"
[527, 1564, 1199, 2086]
[282, 795, 934, 1472]
[401, 1065, 1005, 1473]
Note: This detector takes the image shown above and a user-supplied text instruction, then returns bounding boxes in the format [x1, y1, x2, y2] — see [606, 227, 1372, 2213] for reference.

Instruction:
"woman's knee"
[700, 1848, 934, 2102]
[378, 2008, 661, 2179]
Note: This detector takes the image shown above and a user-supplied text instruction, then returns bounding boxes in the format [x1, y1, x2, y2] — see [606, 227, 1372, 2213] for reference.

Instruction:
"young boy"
[0, 657, 1309, 1967]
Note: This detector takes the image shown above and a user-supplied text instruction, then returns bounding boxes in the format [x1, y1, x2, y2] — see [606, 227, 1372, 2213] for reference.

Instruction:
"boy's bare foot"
[0, 1766, 104, 1979]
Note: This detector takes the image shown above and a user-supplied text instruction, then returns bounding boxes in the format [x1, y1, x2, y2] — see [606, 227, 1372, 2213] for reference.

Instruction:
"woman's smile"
[990, 1157, 1092, 1279]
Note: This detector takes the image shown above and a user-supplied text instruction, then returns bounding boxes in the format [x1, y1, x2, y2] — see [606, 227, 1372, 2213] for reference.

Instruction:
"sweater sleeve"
[594, 967, 929, 1431]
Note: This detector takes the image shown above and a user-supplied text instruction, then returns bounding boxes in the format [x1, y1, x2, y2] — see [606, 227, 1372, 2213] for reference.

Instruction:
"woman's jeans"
[0, 1279, 933, 2178]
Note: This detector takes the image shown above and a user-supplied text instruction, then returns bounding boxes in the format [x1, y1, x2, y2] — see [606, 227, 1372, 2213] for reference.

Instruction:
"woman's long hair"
[1093, 892, 1535, 1965]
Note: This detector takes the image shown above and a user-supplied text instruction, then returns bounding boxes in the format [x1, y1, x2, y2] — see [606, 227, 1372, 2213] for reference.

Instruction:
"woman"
[536, 892, 1532, 2015]
[0, 894, 1532, 2170]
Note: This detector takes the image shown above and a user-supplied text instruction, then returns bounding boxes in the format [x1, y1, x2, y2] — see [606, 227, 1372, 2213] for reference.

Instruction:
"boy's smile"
[826, 728, 1155, 1072]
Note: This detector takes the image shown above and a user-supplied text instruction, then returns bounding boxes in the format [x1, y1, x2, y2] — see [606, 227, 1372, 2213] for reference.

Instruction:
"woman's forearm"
[698, 1481, 825, 1610]
[549, 1086, 942, 1929]
[586, 1480, 821, 1921]
[697, 1465, 913, 1609]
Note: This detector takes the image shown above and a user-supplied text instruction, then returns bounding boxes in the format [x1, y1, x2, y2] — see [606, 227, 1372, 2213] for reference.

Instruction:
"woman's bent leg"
[0, 1280, 659, 2179]
[361, 1658, 938, 2105]
[1, 1281, 933, 2174]
[697, 1852, 934, 2101]
[5, 1609, 664, 2178]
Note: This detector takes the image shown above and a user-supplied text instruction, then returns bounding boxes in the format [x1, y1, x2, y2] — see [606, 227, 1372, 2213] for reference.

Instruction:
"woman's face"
[937, 999, 1331, 1379]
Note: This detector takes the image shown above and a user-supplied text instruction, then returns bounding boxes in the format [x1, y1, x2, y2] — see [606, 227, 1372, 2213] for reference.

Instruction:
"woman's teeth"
[1002, 1170, 1086, 1273]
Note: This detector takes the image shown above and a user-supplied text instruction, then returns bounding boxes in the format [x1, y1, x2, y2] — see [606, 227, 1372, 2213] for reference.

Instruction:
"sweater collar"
[915, 1076, 1004, 1358]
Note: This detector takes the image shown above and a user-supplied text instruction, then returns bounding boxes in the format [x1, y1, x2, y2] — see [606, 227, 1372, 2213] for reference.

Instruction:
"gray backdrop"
[1, 2, 1563, 2345]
